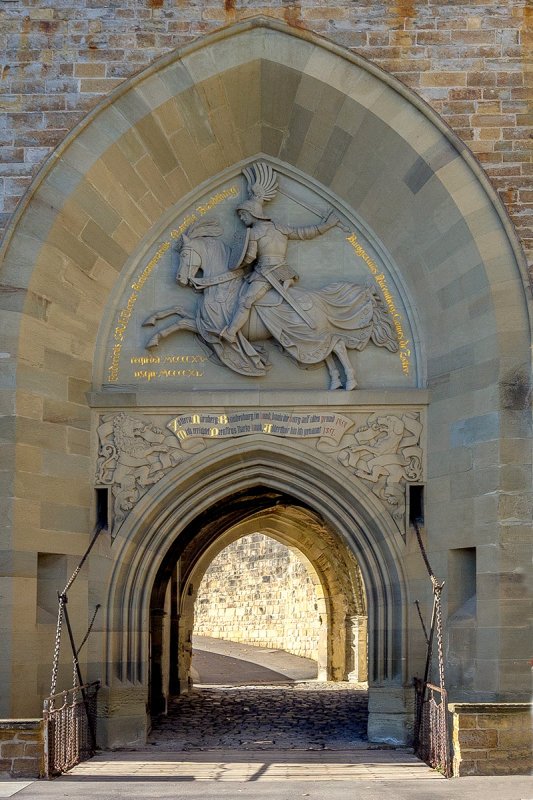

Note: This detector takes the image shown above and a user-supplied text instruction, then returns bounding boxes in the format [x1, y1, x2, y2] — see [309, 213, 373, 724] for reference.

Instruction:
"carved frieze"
[336, 413, 423, 527]
[95, 410, 423, 537]
[95, 412, 183, 537]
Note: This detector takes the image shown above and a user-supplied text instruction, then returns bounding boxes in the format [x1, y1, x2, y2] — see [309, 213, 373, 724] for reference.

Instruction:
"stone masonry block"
[498, 729, 533, 748]
[0, 743, 25, 758]
[457, 729, 498, 749]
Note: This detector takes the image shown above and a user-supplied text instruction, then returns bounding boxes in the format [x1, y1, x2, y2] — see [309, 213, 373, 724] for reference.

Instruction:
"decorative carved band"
[95, 411, 423, 538]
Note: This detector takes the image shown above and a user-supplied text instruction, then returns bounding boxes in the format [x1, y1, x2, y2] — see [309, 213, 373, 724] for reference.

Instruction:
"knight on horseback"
[220, 162, 340, 344]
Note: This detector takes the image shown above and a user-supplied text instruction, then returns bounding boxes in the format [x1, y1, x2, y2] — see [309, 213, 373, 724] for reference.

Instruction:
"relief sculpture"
[143, 162, 399, 390]
[94, 409, 423, 536]
[95, 413, 183, 537]
[337, 413, 423, 527]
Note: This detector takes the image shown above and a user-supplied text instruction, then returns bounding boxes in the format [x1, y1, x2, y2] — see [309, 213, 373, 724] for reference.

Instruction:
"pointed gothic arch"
[0, 19, 530, 754]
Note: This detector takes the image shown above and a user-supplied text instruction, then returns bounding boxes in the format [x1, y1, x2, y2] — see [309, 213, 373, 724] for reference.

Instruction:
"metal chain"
[63, 524, 102, 596]
[412, 519, 451, 777]
[72, 604, 101, 688]
[49, 595, 65, 707]
[49, 524, 103, 703]
[434, 583, 446, 692]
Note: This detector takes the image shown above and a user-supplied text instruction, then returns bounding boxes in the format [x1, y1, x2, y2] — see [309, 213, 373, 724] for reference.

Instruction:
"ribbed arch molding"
[105, 437, 408, 688]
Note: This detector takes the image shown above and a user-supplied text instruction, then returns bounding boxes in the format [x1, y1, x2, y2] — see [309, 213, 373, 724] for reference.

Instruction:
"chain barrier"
[45, 523, 103, 775]
[413, 520, 452, 778]
[49, 523, 103, 703]
[43, 681, 100, 778]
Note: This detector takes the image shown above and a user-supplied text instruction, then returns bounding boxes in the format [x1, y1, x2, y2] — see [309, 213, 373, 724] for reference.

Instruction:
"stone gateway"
[0, 8, 531, 779]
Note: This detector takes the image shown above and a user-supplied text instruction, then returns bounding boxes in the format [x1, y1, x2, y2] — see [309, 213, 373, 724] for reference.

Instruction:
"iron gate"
[43, 681, 100, 778]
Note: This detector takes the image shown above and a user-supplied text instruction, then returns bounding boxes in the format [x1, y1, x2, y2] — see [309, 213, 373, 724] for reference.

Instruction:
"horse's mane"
[186, 217, 223, 240]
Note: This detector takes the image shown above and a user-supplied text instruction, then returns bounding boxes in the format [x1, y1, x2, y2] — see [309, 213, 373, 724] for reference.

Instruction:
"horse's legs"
[333, 341, 358, 390]
[146, 316, 197, 348]
[143, 306, 186, 327]
[325, 354, 342, 391]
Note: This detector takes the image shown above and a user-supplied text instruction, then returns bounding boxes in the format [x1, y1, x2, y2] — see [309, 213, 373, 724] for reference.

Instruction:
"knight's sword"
[262, 270, 316, 328]
[277, 186, 351, 233]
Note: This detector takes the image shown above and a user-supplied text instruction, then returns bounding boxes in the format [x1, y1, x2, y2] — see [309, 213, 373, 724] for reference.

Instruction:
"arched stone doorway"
[100, 440, 409, 748]
[150, 494, 368, 710]
[0, 17, 530, 766]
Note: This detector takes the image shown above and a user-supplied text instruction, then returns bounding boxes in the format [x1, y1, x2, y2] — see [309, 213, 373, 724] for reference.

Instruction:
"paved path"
[151, 636, 367, 750]
[191, 635, 318, 684]
[4, 753, 532, 799]
[149, 683, 369, 750]
[5, 640, 530, 796]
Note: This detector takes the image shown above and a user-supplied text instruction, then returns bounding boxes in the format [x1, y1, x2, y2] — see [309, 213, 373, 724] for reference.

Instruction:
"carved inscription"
[346, 233, 411, 374]
[105, 185, 238, 383]
[130, 354, 208, 381]
[167, 410, 354, 452]
[95, 410, 423, 538]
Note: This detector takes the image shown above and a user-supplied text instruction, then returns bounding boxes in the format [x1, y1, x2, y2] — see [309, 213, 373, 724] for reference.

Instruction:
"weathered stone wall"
[0, 719, 43, 778]
[193, 533, 322, 660]
[449, 703, 533, 776]
[0, 1, 531, 278]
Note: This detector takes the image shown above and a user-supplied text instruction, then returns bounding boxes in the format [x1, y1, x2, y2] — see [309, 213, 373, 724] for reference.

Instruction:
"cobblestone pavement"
[148, 682, 369, 751]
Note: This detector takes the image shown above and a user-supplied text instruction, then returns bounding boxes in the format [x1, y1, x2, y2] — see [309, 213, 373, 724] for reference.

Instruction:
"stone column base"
[96, 686, 148, 749]
[367, 685, 414, 746]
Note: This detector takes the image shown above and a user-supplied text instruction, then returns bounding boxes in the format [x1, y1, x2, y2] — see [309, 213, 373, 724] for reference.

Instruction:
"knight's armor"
[219, 161, 339, 344]
[244, 220, 327, 283]
[220, 216, 337, 343]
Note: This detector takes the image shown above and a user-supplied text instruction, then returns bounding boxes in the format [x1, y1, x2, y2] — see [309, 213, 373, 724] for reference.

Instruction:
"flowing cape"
[254, 283, 376, 364]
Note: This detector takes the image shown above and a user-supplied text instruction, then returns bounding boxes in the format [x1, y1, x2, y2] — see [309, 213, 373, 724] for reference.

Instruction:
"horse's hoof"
[329, 379, 342, 390]
[142, 317, 156, 327]
[146, 336, 160, 349]
[345, 379, 359, 391]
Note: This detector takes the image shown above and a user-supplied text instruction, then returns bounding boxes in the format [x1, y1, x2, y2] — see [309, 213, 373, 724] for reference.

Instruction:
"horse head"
[175, 218, 228, 287]
[177, 234, 203, 286]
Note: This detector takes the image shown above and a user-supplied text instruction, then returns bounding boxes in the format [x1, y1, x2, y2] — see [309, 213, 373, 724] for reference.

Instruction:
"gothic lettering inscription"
[346, 233, 410, 374]
[106, 185, 238, 383]
[167, 410, 354, 452]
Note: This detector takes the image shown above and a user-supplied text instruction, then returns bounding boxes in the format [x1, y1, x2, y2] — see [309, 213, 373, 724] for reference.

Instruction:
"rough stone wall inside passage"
[193, 533, 322, 661]
[0, 1, 531, 277]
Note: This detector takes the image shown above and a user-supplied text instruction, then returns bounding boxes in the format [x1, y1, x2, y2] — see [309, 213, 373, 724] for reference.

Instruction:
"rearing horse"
[143, 218, 398, 390]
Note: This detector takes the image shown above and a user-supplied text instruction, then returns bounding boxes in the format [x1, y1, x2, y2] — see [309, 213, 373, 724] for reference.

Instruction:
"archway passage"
[192, 533, 324, 681]
[146, 488, 370, 750]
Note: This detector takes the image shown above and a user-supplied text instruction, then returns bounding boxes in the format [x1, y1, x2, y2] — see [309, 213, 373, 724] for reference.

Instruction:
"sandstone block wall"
[193, 534, 322, 660]
[0, 1, 531, 279]
[450, 702, 533, 776]
[0, 719, 43, 779]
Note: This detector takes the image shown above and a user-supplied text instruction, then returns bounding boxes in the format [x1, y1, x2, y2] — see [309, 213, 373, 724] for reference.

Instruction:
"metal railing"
[414, 678, 452, 777]
[43, 681, 100, 778]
